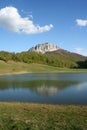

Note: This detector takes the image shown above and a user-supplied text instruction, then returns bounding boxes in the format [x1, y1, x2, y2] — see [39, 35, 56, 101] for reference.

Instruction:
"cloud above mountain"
[0, 6, 53, 34]
[74, 47, 87, 56]
[76, 19, 87, 26]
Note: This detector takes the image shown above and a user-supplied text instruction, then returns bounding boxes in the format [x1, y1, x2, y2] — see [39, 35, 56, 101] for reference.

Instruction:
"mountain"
[29, 42, 60, 53]
[0, 43, 87, 68]
[28, 42, 87, 68]
[28, 42, 84, 56]
[28, 42, 86, 59]
[46, 48, 86, 60]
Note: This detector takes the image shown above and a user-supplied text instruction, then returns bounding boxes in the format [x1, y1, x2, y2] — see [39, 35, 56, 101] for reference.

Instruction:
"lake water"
[0, 73, 87, 105]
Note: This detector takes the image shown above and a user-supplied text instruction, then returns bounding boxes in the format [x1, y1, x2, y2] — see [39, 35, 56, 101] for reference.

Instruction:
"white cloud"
[75, 48, 83, 53]
[76, 19, 87, 26]
[0, 6, 53, 34]
[74, 47, 87, 56]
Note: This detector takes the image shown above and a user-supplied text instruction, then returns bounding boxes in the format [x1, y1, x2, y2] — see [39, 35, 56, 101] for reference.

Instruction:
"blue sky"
[0, 0, 87, 56]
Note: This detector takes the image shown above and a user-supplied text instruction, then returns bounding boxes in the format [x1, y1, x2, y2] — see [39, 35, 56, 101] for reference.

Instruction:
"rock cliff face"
[29, 43, 60, 53]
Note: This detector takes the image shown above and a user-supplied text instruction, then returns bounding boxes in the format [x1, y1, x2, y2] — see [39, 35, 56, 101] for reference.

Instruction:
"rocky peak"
[29, 43, 60, 53]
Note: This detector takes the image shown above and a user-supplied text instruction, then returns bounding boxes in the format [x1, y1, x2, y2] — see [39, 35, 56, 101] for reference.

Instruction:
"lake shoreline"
[0, 101, 87, 107]
[0, 69, 87, 76]
[0, 71, 30, 76]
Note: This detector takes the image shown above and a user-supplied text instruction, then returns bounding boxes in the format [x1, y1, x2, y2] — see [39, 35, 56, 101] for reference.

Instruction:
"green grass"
[0, 102, 86, 130]
[0, 60, 87, 75]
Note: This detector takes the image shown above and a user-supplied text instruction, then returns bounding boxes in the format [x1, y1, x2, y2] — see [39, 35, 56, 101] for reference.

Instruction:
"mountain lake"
[0, 73, 87, 105]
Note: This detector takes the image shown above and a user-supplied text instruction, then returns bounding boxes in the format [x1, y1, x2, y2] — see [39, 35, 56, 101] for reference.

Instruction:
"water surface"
[0, 73, 87, 104]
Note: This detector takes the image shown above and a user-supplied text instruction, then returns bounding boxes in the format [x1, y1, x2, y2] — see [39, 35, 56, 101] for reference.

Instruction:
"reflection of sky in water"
[76, 82, 87, 91]
[0, 73, 87, 104]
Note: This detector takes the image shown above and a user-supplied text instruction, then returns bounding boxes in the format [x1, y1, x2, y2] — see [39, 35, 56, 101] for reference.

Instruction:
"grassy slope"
[0, 102, 87, 130]
[0, 60, 87, 74]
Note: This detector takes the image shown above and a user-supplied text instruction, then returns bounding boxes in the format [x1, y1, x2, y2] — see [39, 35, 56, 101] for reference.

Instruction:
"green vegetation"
[0, 102, 86, 130]
[0, 51, 87, 69]
[0, 60, 87, 74]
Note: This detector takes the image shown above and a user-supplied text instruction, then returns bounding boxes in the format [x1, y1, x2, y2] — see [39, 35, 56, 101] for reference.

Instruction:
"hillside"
[0, 61, 87, 75]
[28, 43, 87, 68]
[29, 42, 86, 61]
[46, 48, 87, 66]
[0, 43, 87, 69]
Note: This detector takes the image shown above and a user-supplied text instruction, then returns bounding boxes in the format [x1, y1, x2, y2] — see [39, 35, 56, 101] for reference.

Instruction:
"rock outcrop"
[29, 43, 60, 53]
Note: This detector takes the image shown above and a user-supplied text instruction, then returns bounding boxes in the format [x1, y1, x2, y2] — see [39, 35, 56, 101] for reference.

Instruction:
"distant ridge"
[28, 42, 86, 59]
[28, 42, 60, 53]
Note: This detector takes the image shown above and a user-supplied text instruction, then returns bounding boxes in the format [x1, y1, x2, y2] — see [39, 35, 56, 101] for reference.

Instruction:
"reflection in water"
[0, 79, 78, 96]
[76, 82, 87, 91]
[36, 86, 58, 96]
[28, 80, 78, 96]
[0, 73, 87, 104]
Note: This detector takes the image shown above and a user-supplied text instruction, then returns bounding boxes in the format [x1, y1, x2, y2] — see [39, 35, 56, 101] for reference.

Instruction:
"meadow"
[0, 60, 87, 75]
[0, 102, 87, 130]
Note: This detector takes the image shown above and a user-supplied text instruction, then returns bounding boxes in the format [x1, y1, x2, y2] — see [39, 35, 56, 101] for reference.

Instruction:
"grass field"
[0, 60, 87, 75]
[0, 102, 86, 130]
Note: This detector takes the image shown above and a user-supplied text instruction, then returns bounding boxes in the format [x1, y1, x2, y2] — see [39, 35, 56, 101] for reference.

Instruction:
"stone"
[29, 42, 60, 53]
